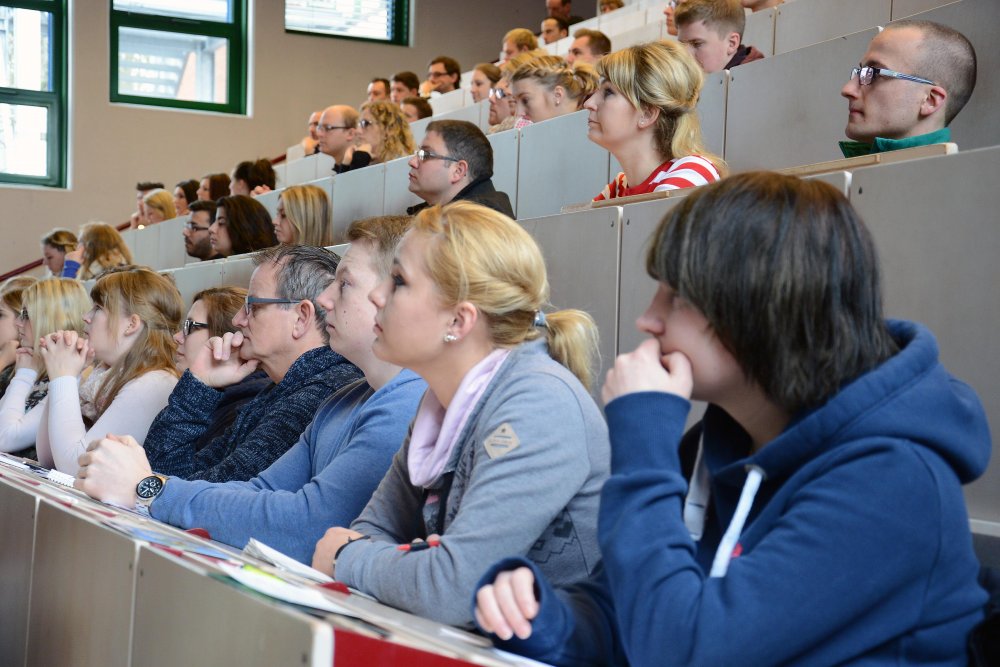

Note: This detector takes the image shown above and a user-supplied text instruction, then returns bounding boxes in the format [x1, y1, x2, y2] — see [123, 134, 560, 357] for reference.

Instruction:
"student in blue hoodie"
[473, 172, 990, 666]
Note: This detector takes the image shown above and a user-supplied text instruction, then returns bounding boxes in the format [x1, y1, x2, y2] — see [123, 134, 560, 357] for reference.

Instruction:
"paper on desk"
[243, 538, 333, 583]
[220, 563, 353, 615]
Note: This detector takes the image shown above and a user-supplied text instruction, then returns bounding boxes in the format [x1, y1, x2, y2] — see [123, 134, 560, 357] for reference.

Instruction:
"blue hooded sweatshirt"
[477, 321, 990, 666]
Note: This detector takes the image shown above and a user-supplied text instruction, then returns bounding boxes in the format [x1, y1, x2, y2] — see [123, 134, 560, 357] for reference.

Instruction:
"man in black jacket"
[406, 120, 514, 218]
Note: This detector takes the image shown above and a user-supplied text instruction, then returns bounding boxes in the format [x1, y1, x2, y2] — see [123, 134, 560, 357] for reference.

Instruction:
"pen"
[397, 538, 441, 552]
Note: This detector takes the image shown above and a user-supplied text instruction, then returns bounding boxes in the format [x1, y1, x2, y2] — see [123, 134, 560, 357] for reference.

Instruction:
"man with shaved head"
[315, 104, 371, 173]
[840, 20, 977, 157]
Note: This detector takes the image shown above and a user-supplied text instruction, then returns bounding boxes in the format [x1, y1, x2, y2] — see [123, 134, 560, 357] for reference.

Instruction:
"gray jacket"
[337, 339, 610, 625]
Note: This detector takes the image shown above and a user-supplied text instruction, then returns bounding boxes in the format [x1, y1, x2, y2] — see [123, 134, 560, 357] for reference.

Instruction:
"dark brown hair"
[216, 195, 277, 255]
[647, 172, 897, 412]
[191, 286, 247, 338]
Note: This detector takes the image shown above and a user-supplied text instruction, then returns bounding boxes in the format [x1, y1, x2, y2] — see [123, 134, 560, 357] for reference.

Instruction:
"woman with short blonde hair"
[586, 40, 725, 200]
[142, 188, 177, 224]
[273, 184, 332, 247]
[36, 266, 182, 472]
[510, 55, 599, 123]
[312, 201, 609, 627]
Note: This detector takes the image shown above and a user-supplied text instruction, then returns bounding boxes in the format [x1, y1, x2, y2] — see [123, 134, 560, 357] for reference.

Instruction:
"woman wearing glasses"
[0, 279, 90, 460]
[272, 184, 333, 247]
[35, 267, 183, 474]
[357, 100, 417, 165]
[311, 202, 609, 626]
[587, 40, 725, 201]
[210, 195, 278, 259]
[142, 286, 268, 463]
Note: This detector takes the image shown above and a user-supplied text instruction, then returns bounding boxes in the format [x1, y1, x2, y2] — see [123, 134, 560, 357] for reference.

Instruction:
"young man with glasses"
[405, 120, 514, 218]
[315, 104, 371, 174]
[840, 20, 977, 158]
[183, 200, 222, 262]
[426, 56, 461, 94]
[136, 245, 362, 483]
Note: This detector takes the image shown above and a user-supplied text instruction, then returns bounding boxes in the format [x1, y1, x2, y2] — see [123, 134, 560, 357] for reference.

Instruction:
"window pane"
[117, 27, 229, 104]
[112, 0, 232, 23]
[0, 8, 52, 91]
[0, 103, 48, 177]
[286, 0, 400, 42]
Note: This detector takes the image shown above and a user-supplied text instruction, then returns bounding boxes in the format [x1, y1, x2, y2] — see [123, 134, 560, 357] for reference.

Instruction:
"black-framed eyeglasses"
[184, 222, 210, 232]
[318, 124, 350, 132]
[243, 296, 302, 317]
[359, 119, 374, 130]
[427, 70, 448, 79]
[182, 319, 209, 337]
[414, 149, 461, 164]
[17, 307, 28, 322]
[489, 87, 509, 101]
[850, 65, 935, 87]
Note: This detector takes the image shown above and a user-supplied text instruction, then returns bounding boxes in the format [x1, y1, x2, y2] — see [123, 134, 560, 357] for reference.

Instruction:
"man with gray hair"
[141, 244, 362, 482]
[405, 120, 514, 217]
[840, 20, 977, 157]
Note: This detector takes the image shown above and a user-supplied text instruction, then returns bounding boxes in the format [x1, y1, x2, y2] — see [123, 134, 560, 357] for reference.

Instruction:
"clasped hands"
[38, 330, 93, 379]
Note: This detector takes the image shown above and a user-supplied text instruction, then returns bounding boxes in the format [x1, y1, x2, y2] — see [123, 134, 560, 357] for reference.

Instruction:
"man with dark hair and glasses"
[316, 104, 372, 174]
[840, 19, 977, 157]
[405, 120, 514, 217]
[183, 200, 222, 262]
[133, 245, 362, 483]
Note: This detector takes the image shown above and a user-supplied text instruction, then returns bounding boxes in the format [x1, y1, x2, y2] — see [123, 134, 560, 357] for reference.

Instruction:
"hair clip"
[533, 310, 547, 327]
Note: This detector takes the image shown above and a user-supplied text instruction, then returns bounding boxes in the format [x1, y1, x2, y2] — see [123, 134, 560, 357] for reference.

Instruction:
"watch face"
[136, 475, 163, 500]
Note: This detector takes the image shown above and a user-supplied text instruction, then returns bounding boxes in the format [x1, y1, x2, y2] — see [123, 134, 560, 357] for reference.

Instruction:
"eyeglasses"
[243, 295, 302, 317]
[317, 124, 350, 132]
[427, 70, 449, 79]
[489, 87, 510, 101]
[17, 307, 28, 322]
[184, 222, 210, 232]
[850, 65, 935, 87]
[182, 318, 209, 337]
[359, 119, 374, 130]
[414, 149, 461, 164]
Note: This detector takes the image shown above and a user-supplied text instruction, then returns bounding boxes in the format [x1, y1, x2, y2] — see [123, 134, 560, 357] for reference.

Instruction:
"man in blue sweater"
[75, 216, 426, 564]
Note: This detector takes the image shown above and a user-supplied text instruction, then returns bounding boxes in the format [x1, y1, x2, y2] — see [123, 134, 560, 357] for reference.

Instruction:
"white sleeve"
[46, 371, 178, 474]
[0, 368, 44, 453]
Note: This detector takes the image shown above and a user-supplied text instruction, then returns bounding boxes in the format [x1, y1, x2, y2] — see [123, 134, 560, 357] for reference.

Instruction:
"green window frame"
[0, 0, 67, 188]
[110, 1, 247, 114]
[285, 0, 409, 47]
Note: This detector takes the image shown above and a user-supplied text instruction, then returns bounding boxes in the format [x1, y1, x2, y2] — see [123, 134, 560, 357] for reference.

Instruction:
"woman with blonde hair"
[0, 276, 38, 398]
[470, 63, 502, 103]
[40, 228, 78, 276]
[273, 184, 333, 246]
[312, 201, 610, 626]
[62, 222, 134, 280]
[358, 100, 417, 164]
[510, 55, 599, 124]
[142, 188, 177, 225]
[36, 266, 183, 473]
[586, 40, 725, 200]
[0, 278, 91, 458]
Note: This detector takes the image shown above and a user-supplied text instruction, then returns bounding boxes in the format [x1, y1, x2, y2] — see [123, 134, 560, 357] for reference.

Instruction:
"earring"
[443, 334, 458, 343]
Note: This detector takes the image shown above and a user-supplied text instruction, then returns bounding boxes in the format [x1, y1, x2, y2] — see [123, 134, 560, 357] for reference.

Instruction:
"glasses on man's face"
[17, 307, 28, 322]
[243, 296, 302, 317]
[317, 124, 350, 133]
[489, 87, 509, 101]
[182, 318, 209, 337]
[184, 222, 210, 232]
[414, 149, 460, 164]
[427, 70, 447, 79]
[850, 65, 935, 87]
[359, 119, 374, 130]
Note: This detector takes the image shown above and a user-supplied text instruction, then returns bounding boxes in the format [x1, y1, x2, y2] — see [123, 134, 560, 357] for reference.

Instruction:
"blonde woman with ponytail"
[510, 54, 599, 124]
[312, 201, 610, 626]
[36, 267, 183, 473]
[587, 40, 726, 201]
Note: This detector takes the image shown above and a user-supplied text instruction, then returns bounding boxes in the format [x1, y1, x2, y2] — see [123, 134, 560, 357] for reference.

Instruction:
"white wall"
[0, 0, 561, 275]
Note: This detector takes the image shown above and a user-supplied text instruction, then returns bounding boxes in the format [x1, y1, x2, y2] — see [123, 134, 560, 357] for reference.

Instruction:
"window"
[110, 0, 247, 114]
[0, 0, 67, 187]
[285, 0, 408, 46]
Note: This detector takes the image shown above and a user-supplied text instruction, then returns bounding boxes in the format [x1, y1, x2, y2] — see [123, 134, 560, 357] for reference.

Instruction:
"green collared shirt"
[838, 127, 952, 158]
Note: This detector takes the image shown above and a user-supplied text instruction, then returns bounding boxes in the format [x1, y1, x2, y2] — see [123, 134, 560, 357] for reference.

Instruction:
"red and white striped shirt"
[593, 155, 720, 201]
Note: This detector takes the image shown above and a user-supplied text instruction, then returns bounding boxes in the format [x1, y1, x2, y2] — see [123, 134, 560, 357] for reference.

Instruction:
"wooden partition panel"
[172, 260, 224, 308]
[520, 207, 622, 391]
[221, 256, 256, 290]
[774, 0, 890, 54]
[849, 146, 1000, 527]
[155, 216, 189, 272]
[700, 71, 729, 160]
[383, 156, 423, 215]
[891, 0, 959, 18]
[329, 165, 386, 241]
[487, 129, 519, 218]
[0, 477, 37, 667]
[744, 7, 776, 56]
[28, 501, 136, 667]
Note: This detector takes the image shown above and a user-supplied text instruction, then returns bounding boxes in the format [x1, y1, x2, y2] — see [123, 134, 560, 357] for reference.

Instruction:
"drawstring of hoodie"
[683, 434, 766, 578]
